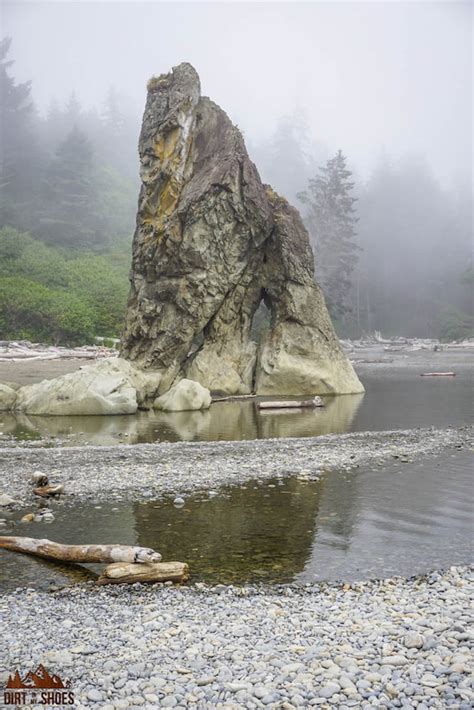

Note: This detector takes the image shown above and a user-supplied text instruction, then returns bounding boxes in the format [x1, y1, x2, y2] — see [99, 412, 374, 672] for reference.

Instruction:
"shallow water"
[0, 365, 472, 445]
[1, 450, 472, 591]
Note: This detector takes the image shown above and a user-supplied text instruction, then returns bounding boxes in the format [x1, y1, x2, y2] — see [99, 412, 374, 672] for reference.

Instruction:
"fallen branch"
[420, 372, 456, 377]
[258, 397, 324, 410]
[97, 561, 189, 585]
[212, 394, 257, 403]
[34, 484, 63, 498]
[0, 537, 162, 564]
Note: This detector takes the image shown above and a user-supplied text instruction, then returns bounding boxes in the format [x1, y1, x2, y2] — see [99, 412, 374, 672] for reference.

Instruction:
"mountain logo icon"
[5, 665, 71, 689]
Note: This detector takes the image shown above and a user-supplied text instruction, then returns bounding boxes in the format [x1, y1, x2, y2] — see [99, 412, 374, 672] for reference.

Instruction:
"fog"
[3, 0, 472, 186]
[1, 0, 472, 342]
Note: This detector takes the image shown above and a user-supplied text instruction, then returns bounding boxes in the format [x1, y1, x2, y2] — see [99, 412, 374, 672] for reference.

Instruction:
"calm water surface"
[0, 450, 472, 591]
[0, 365, 472, 445]
[0, 356, 472, 590]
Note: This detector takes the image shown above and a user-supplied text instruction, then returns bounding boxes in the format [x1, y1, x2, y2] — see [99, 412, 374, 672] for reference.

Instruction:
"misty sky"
[2, 0, 472, 187]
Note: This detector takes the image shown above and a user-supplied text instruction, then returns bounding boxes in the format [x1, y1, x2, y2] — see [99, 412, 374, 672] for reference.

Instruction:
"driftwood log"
[34, 484, 63, 498]
[420, 372, 456, 377]
[258, 396, 324, 410]
[0, 537, 162, 564]
[97, 561, 189, 585]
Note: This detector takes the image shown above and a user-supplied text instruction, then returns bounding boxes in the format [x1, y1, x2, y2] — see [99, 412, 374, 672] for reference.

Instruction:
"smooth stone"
[86, 689, 103, 702]
[404, 632, 424, 649]
[319, 683, 340, 698]
[153, 379, 211, 412]
[0, 493, 17, 507]
[381, 655, 408, 666]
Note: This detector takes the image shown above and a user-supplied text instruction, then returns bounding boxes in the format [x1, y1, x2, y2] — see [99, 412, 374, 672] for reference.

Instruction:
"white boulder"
[153, 379, 211, 412]
[13, 358, 163, 416]
[15, 362, 136, 416]
[0, 383, 17, 411]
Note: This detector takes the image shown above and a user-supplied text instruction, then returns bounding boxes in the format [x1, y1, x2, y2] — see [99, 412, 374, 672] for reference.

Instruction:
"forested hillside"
[1, 37, 472, 344]
[0, 38, 136, 344]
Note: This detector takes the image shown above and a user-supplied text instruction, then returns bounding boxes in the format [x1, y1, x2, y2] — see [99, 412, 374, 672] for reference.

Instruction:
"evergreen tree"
[298, 150, 359, 319]
[0, 37, 42, 229]
[40, 125, 105, 248]
[64, 91, 82, 126]
[250, 111, 324, 205]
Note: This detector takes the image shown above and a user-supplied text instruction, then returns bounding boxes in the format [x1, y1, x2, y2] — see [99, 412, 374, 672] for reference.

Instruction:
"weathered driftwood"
[258, 396, 324, 410]
[34, 484, 63, 498]
[97, 561, 189, 585]
[420, 372, 456, 377]
[0, 537, 162, 564]
[213, 394, 257, 403]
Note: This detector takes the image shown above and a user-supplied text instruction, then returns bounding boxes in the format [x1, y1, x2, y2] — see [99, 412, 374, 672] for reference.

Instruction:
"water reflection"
[0, 393, 364, 445]
[1, 451, 472, 591]
[256, 394, 364, 439]
[134, 477, 324, 583]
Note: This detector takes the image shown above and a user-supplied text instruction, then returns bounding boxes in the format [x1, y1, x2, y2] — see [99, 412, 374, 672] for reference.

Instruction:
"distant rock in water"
[121, 63, 363, 396]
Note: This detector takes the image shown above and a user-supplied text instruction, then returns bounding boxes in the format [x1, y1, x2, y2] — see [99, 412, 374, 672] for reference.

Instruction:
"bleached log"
[34, 484, 63, 498]
[0, 537, 162, 564]
[212, 394, 257, 403]
[258, 397, 324, 410]
[420, 372, 456, 377]
[97, 561, 189, 585]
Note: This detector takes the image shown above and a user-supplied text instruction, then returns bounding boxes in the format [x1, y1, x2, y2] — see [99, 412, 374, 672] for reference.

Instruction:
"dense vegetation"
[1, 37, 472, 344]
[0, 37, 135, 344]
[0, 227, 129, 344]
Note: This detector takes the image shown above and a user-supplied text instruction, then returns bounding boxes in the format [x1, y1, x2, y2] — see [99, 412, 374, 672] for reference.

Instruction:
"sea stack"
[121, 63, 364, 397]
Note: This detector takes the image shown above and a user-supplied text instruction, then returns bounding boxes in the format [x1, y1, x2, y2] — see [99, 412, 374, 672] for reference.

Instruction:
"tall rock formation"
[121, 63, 363, 396]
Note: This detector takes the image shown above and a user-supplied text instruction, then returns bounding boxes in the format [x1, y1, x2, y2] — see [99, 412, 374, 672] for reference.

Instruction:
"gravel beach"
[0, 425, 472, 506]
[1, 567, 472, 709]
[1, 349, 472, 709]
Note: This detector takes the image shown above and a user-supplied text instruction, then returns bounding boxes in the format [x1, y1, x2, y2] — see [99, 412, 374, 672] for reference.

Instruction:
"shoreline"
[1, 566, 472, 708]
[0, 425, 471, 506]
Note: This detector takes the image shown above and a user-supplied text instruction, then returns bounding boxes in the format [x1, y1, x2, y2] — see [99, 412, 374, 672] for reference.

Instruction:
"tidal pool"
[0, 450, 472, 592]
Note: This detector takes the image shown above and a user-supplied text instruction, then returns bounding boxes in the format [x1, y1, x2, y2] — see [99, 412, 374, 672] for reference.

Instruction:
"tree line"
[1, 37, 472, 344]
[254, 115, 472, 341]
[0, 37, 137, 250]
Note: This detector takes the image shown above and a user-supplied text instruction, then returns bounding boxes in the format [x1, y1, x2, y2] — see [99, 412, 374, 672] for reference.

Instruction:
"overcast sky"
[2, 0, 472, 186]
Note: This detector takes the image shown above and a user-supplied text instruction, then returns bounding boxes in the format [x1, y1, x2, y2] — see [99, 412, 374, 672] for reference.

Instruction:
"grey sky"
[2, 0, 472, 186]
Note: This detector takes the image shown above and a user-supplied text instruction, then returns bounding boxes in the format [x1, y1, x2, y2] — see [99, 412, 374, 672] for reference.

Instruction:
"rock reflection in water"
[134, 477, 324, 583]
[0, 393, 363, 445]
[0, 451, 472, 591]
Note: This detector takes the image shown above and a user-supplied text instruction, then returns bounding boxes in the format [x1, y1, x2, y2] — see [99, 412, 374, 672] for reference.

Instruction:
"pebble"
[319, 682, 340, 698]
[0, 490, 471, 710]
[86, 689, 103, 702]
[0, 426, 469, 505]
[404, 632, 424, 649]
[381, 655, 408, 666]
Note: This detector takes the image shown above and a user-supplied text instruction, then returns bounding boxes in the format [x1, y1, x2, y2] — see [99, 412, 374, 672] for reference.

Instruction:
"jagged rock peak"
[121, 64, 364, 396]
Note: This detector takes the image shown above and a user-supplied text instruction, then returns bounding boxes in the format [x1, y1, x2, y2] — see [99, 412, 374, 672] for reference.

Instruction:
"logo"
[3, 665, 74, 706]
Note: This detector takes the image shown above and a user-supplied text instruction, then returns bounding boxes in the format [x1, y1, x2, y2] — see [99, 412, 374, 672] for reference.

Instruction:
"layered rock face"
[121, 63, 363, 396]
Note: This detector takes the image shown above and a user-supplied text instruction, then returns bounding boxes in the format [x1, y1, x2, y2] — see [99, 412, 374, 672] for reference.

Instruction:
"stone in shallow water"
[120, 62, 364, 397]
[12, 357, 162, 415]
[0, 383, 17, 411]
[153, 378, 211, 412]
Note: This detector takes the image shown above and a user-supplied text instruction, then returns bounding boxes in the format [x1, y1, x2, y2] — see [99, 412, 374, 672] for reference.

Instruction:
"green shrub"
[0, 226, 130, 343]
[0, 276, 96, 345]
